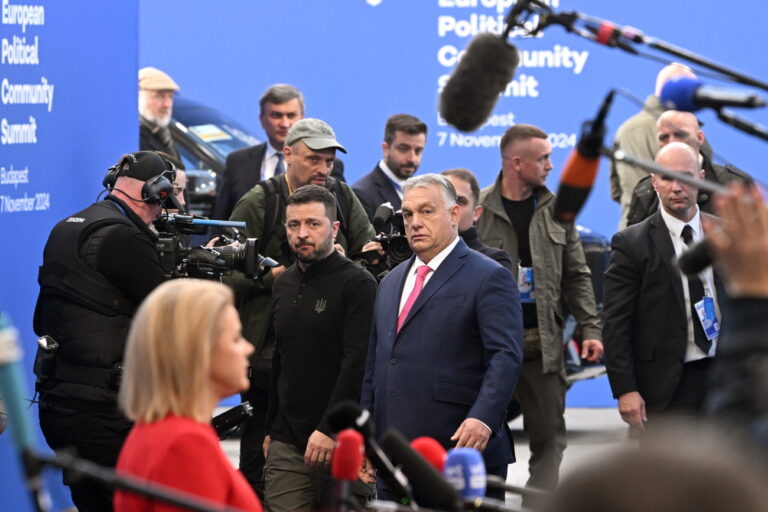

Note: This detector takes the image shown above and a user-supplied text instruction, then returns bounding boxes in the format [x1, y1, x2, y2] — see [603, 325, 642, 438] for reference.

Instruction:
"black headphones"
[103, 152, 176, 205]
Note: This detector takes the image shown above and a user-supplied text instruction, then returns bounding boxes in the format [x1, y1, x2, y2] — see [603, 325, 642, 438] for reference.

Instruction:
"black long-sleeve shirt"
[266, 250, 377, 451]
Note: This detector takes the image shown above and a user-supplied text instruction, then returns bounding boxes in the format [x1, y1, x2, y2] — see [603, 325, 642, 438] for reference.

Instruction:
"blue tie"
[275, 152, 285, 176]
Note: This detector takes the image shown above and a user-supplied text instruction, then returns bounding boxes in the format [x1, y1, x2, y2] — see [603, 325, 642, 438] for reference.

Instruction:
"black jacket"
[34, 196, 166, 403]
[352, 164, 402, 222]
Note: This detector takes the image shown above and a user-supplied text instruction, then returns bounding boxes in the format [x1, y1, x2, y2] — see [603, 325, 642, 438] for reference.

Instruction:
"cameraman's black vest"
[34, 199, 141, 404]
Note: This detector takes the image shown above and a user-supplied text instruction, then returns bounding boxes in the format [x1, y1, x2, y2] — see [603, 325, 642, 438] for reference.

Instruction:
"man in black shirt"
[442, 168, 513, 271]
[34, 151, 174, 511]
[263, 185, 377, 512]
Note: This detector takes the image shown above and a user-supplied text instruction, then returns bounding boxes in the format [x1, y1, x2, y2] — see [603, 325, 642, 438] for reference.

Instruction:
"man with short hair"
[361, 174, 522, 501]
[228, 118, 374, 497]
[214, 84, 345, 221]
[477, 124, 603, 492]
[35, 151, 175, 511]
[604, 142, 723, 429]
[441, 168, 513, 271]
[610, 63, 704, 229]
[262, 185, 376, 512]
[139, 67, 181, 161]
[626, 110, 750, 226]
[353, 114, 427, 221]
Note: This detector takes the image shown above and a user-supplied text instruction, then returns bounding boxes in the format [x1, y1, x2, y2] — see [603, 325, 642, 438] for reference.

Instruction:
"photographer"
[34, 151, 176, 512]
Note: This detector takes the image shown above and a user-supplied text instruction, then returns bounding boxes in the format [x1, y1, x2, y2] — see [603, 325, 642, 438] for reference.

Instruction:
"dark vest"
[34, 199, 142, 403]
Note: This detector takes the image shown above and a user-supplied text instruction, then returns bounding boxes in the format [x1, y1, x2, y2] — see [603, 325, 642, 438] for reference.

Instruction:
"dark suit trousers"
[668, 357, 712, 413]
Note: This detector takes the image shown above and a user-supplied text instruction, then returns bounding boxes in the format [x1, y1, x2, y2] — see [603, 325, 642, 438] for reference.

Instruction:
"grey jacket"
[478, 176, 601, 373]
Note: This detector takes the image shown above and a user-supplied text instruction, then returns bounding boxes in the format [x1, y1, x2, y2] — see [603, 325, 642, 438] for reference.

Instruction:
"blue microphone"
[444, 447, 487, 500]
[0, 312, 51, 510]
[0, 313, 36, 451]
[661, 77, 766, 112]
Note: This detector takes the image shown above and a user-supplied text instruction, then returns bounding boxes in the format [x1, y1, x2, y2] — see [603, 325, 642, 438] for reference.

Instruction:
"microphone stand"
[507, 1, 768, 92]
[27, 448, 249, 512]
[715, 109, 768, 143]
[601, 147, 731, 195]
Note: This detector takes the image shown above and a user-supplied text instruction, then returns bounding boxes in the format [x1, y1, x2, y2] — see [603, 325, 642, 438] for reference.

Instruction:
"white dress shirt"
[659, 206, 719, 361]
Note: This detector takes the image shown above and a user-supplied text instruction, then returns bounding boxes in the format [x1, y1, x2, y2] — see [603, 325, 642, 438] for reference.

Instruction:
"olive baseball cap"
[285, 118, 347, 153]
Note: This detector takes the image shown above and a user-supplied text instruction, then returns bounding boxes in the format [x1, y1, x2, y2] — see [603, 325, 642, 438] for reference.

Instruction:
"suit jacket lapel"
[374, 165, 402, 207]
[396, 241, 467, 337]
[649, 211, 686, 314]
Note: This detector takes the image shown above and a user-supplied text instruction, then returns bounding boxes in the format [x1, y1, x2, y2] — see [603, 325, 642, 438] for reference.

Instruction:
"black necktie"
[682, 224, 712, 353]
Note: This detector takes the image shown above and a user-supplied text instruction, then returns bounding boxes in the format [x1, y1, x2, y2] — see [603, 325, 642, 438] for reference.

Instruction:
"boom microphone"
[380, 429, 463, 512]
[661, 77, 767, 112]
[439, 33, 520, 132]
[326, 401, 416, 508]
[553, 90, 615, 222]
[676, 238, 715, 276]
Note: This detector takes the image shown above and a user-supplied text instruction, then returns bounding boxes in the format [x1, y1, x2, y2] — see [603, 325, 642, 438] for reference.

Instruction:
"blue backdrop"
[1, 1, 138, 509]
[2, 0, 768, 509]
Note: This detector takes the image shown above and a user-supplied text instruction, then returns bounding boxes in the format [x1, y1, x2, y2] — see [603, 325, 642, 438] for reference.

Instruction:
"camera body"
[154, 215, 276, 280]
[362, 203, 413, 280]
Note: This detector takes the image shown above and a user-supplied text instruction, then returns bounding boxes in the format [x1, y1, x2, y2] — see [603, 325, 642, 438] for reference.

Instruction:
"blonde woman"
[114, 279, 262, 511]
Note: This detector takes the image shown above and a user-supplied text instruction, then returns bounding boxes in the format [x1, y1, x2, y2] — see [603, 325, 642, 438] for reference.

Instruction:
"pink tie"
[397, 265, 432, 333]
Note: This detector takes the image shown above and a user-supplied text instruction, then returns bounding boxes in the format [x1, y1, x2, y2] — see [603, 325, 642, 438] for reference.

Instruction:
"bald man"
[625, 110, 750, 226]
[610, 63, 707, 229]
[604, 142, 724, 429]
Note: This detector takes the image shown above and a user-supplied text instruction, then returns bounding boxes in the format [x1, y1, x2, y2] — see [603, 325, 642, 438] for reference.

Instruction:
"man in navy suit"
[352, 114, 427, 221]
[360, 174, 523, 499]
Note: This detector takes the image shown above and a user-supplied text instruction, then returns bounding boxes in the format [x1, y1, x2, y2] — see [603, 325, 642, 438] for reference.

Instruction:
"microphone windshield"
[411, 436, 447, 471]
[444, 448, 487, 500]
[553, 149, 600, 223]
[660, 76, 702, 112]
[439, 33, 520, 132]
[331, 429, 365, 481]
[676, 238, 715, 276]
[326, 400, 372, 436]
[381, 429, 463, 512]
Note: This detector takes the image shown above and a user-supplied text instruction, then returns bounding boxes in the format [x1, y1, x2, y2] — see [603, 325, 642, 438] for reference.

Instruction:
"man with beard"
[138, 67, 180, 161]
[261, 185, 376, 512]
[353, 114, 427, 221]
[227, 118, 374, 497]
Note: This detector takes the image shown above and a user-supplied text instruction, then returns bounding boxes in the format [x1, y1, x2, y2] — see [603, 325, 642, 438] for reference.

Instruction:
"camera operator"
[33, 150, 176, 512]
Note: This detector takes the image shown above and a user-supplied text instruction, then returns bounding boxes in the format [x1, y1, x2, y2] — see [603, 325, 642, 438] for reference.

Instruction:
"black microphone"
[553, 90, 615, 222]
[326, 401, 416, 509]
[373, 203, 395, 232]
[676, 238, 715, 276]
[380, 429, 463, 512]
[439, 33, 520, 132]
[661, 77, 767, 112]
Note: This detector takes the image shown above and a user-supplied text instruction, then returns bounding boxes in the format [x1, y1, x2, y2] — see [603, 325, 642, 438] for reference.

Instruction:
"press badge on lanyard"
[694, 287, 719, 340]
[518, 267, 535, 303]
